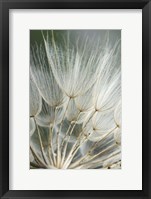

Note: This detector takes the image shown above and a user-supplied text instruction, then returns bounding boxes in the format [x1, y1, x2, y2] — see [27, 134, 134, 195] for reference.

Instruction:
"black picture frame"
[0, 0, 150, 198]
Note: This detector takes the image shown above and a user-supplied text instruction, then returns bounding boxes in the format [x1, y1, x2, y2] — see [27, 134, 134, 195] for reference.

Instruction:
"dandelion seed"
[30, 43, 67, 107]
[30, 30, 121, 169]
[93, 43, 121, 112]
[43, 31, 107, 98]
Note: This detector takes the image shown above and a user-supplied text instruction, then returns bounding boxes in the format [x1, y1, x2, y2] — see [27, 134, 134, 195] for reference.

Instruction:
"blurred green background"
[30, 29, 121, 47]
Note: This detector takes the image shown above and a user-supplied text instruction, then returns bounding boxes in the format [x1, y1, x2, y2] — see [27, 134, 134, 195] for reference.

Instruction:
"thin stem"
[73, 143, 117, 169]
[62, 110, 96, 168]
[33, 117, 49, 166]
[60, 122, 72, 151]
[48, 107, 57, 166]
[56, 97, 71, 168]
[65, 126, 117, 169]
[48, 126, 54, 166]
[74, 151, 120, 169]
[60, 112, 81, 167]
[69, 130, 114, 168]
[69, 142, 98, 169]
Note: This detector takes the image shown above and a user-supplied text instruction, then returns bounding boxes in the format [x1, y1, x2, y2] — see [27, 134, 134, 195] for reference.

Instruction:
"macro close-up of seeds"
[30, 30, 121, 169]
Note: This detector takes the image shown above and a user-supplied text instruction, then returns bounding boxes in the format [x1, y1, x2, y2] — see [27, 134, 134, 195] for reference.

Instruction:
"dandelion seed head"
[30, 30, 121, 169]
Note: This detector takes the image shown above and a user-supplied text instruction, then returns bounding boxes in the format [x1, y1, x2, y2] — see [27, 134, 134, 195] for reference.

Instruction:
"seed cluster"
[30, 30, 121, 169]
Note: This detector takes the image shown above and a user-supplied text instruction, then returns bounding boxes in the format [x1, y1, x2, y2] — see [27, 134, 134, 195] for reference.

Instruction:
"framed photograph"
[0, 0, 150, 198]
